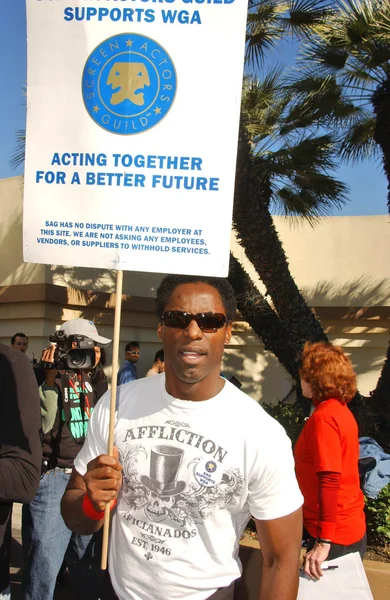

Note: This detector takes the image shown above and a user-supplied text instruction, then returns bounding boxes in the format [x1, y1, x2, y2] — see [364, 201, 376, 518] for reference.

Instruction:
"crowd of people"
[0, 274, 370, 600]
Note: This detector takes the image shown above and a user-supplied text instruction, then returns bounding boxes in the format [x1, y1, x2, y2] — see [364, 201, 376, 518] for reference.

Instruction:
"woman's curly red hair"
[300, 342, 357, 405]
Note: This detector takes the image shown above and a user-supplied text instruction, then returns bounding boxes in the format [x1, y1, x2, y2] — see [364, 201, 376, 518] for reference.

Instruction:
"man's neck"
[164, 370, 224, 402]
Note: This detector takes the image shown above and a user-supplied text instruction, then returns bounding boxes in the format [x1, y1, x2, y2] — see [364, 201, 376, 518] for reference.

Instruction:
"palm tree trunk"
[233, 123, 327, 347]
[370, 340, 390, 423]
[228, 254, 299, 380]
[372, 76, 390, 213]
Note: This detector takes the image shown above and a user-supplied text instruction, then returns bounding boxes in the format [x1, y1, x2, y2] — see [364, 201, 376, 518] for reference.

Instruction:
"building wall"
[0, 176, 389, 400]
[230, 217, 390, 398]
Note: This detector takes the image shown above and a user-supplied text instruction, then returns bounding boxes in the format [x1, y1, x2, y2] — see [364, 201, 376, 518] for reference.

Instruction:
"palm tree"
[291, 0, 390, 209]
[227, 0, 350, 379]
[229, 254, 300, 380]
[231, 71, 348, 354]
[285, 0, 390, 418]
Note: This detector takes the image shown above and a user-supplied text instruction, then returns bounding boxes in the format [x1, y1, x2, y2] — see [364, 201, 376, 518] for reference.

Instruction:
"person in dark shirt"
[0, 344, 42, 599]
[10, 332, 46, 386]
[22, 319, 111, 600]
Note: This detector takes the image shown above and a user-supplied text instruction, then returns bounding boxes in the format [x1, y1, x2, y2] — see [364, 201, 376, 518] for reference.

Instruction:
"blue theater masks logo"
[82, 33, 177, 135]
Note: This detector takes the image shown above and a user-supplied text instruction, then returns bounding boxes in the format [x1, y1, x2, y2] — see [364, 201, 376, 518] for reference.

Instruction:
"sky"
[0, 2, 387, 216]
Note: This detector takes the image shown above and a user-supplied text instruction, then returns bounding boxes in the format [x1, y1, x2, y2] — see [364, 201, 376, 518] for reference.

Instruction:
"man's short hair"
[155, 275, 237, 321]
[11, 333, 28, 345]
[154, 349, 164, 363]
[125, 341, 140, 352]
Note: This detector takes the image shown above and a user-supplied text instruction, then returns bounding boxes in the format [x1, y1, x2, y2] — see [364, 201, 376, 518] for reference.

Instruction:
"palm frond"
[273, 173, 348, 220]
[377, 1, 390, 38]
[246, 0, 335, 70]
[246, 0, 285, 68]
[10, 129, 26, 171]
[340, 61, 380, 91]
[300, 42, 350, 71]
[283, 73, 360, 133]
[241, 68, 292, 143]
[279, 0, 332, 36]
[265, 134, 339, 176]
[337, 114, 379, 162]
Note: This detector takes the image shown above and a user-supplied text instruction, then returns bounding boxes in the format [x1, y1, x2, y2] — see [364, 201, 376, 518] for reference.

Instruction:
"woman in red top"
[294, 342, 366, 580]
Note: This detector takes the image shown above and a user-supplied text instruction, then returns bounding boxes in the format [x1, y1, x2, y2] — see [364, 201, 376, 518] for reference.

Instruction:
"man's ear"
[225, 323, 232, 345]
[157, 322, 163, 339]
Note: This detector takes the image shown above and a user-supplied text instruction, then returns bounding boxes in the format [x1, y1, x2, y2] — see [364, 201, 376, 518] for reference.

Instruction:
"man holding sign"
[62, 275, 303, 600]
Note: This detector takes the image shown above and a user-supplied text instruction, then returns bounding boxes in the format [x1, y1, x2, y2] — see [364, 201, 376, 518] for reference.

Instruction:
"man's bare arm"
[61, 448, 122, 535]
[255, 508, 303, 600]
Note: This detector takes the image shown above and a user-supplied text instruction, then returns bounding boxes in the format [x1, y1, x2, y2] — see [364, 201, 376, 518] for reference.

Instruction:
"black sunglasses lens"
[198, 314, 226, 331]
[162, 312, 226, 331]
[163, 312, 191, 329]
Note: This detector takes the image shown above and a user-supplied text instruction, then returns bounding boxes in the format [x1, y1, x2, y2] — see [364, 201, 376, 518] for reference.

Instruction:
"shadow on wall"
[302, 276, 390, 395]
[0, 209, 44, 287]
[49, 264, 165, 298]
[301, 276, 390, 308]
[222, 344, 293, 404]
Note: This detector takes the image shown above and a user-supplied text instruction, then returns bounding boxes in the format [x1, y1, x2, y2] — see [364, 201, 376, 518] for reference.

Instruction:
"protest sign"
[298, 553, 374, 600]
[24, 0, 248, 276]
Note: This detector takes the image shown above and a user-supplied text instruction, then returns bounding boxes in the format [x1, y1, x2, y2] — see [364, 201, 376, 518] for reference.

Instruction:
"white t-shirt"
[74, 375, 303, 600]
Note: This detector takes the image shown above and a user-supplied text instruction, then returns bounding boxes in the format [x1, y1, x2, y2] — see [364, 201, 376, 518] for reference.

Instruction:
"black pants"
[207, 581, 235, 600]
[305, 529, 367, 560]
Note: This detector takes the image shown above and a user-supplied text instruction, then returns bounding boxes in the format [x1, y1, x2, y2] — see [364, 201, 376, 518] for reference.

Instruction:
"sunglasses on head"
[161, 311, 227, 332]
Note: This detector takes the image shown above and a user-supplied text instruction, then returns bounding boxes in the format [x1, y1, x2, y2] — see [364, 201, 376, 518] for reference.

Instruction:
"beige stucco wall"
[0, 176, 389, 400]
[0, 176, 46, 286]
[274, 215, 390, 307]
[230, 216, 390, 397]
[231, 215, 390, 307]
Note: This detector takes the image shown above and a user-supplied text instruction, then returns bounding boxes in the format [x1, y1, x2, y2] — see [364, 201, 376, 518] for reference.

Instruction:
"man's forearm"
[61, 489, 104, 535]
[259, 555, 300, 600]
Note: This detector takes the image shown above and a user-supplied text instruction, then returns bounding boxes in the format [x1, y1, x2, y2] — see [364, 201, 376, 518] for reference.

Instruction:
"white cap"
[59, 319, 111, 347]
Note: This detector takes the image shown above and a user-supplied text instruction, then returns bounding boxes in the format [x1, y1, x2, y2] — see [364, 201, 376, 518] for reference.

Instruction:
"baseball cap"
[59, 319, 111, 347]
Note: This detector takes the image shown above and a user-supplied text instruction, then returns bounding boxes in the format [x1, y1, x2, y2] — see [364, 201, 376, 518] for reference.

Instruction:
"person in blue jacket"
[117, 341, 140, 385]
[359, 437, 390, 499]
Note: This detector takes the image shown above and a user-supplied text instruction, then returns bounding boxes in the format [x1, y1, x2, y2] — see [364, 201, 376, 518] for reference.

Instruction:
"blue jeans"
[22, 468, 104, 600]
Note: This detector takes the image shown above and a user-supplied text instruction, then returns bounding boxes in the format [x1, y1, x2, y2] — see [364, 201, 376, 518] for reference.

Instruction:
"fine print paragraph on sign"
[37, 222, 209, 255]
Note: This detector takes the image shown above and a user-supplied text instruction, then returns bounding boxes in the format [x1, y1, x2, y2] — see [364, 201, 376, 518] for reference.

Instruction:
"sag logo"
[82, 33, 177, 135]
[205, 461, 217, 473]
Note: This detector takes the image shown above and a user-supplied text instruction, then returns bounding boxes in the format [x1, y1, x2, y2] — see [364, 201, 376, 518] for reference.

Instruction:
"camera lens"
[67, 349, 94, 370]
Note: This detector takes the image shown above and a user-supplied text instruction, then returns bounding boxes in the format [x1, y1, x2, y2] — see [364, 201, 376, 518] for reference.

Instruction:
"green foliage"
[261, 401, 306, 445]
[365, 484, 390, 547]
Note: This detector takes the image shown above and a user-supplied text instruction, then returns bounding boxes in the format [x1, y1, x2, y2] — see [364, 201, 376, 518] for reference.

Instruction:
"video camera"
[41, 330, 96, 370]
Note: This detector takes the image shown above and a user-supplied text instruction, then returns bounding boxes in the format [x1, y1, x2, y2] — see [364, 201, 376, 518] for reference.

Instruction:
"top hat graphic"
[141, 445, 186, 496]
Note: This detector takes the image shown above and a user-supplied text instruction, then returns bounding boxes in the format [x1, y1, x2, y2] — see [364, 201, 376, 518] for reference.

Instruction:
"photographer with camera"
[22, 319, 111, 600]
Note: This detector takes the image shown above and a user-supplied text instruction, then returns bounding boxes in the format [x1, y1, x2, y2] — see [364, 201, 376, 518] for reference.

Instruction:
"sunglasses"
[128, 350, 140, 355]
[161, 311, 227, 332]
